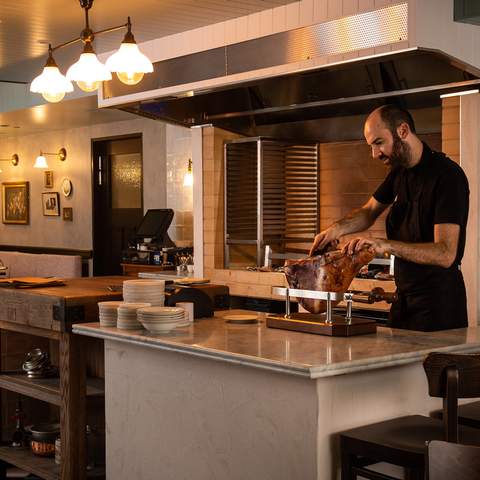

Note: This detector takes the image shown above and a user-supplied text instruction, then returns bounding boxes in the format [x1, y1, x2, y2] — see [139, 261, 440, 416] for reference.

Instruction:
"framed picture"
[2, 181, 29, 224]
[42, 192, 60, 216]
[44, 171, 54, 189]
[62, 207, 73, 221]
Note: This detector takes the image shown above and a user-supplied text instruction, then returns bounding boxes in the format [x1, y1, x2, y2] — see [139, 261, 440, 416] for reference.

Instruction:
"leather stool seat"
[431, 400, 480, 429]
[341, 415, 480, 472]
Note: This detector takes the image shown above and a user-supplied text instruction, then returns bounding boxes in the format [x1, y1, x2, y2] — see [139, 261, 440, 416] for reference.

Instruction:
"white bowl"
[140, 319, 179, 334]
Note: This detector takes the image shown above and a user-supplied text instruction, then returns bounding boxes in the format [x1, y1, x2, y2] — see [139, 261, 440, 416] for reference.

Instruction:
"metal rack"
[267, 286, 378, 336]
[224, 137, 319, 268]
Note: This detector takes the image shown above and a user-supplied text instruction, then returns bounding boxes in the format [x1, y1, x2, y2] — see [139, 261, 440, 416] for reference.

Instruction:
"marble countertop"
[73, 310, 480, 379]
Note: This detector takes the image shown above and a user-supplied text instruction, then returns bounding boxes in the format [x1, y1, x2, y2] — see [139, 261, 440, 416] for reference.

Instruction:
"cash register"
[122, 209, 176, 264]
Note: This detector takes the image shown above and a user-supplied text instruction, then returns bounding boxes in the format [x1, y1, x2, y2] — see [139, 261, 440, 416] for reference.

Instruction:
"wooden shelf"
[0, 446, 105, 480]
[0, 375, 104, 406]
[0, 446, 59, 480]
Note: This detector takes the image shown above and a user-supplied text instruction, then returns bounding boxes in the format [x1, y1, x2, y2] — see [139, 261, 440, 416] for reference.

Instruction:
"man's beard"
[387, 132, 412, 170]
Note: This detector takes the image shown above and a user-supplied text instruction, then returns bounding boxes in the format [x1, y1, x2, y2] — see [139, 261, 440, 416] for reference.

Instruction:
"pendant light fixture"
[105, 17, 154, 85]
[30, 0, 153, 102]
[30, 46, 73, 103]
[66, 41, 112, 92]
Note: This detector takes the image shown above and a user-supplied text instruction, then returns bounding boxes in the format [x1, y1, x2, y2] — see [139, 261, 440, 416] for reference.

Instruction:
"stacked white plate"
[138, 306, 185, 334]
[123, 280, 165, 306]
[98, 301, 123, 327]
[117, 302, 151, 330]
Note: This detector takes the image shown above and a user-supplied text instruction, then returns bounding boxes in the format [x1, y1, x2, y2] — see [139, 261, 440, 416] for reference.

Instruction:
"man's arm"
[345, 223, 460, 269]
[309, 196, 389, 256]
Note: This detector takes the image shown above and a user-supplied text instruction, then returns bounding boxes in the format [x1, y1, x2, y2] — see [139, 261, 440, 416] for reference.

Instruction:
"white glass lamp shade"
[34, 155, 49, 169]
[66, 53, 112, 92]
[30, 66, 74, 103]
[183, 171, 193, 187]
[183, 158, 193, 186]
[105, 43, 154, 85]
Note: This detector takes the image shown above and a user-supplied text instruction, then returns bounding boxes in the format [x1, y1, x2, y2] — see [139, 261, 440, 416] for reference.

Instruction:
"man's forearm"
[333, 207, 375, 237]
[384, 240, 455, 268]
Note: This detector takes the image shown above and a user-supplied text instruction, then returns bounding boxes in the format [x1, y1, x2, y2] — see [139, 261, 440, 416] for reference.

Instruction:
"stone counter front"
[73, 310, 480, 379]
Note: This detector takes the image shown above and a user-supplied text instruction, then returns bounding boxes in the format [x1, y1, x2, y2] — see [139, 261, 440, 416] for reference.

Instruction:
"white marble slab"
[73, 310, 480, 379]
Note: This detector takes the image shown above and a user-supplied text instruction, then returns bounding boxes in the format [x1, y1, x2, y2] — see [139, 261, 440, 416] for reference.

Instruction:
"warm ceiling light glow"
[30, 2, 152, 102]
[34, 154, 49, 169]
[440, 89, 480, 98]
[66, 42, 112, 92]
[105, 17, 154, 86]
[30, 49, 73, 103]
[183, 159, 193, 187]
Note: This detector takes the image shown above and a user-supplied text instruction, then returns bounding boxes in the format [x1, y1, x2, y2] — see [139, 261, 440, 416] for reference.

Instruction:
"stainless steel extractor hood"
[102, 2, 480, 140]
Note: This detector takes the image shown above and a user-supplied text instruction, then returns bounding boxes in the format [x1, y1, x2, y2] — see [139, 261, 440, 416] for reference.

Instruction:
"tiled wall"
[320, 133, 442, 245]
[441, 97, 460, 164]
[166, 124, 193, 246]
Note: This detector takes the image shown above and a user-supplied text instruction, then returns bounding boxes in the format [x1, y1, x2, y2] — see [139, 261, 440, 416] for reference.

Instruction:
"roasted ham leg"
[284, 249, 375, 314]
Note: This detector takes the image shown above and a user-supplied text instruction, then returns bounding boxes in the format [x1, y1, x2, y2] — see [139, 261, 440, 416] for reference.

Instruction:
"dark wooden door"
[92, 136, 143, 276]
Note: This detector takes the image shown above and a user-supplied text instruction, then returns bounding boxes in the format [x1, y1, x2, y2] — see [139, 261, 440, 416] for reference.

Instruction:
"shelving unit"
[0, 277, 123, 480]
[0, 375, 104, 407]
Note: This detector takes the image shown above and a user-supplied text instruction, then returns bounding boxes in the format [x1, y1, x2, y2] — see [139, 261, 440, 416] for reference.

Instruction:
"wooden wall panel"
[458, 94, 479, 327]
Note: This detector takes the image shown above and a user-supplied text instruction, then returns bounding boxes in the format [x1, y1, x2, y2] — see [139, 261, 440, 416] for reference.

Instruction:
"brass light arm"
[40, 148, 67, 162]
[0, 154, 19, 166]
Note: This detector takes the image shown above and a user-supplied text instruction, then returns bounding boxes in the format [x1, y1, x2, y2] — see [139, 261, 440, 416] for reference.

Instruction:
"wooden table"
[0, 277, 124, 480]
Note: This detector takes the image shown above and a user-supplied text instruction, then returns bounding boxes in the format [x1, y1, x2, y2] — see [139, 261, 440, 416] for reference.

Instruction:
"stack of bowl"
[137, 306, 185, 334]
[123, 280, 165, 306]
[98, 301, 123, 327]
[117, 302, 151, 330]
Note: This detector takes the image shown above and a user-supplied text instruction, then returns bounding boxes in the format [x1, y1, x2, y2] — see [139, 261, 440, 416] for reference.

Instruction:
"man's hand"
[342, 237, 390, 257]
[309, 228, 339, 256]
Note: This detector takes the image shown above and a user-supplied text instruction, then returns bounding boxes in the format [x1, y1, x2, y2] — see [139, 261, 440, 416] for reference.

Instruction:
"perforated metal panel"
[224, 138, 318, 268]
[105, 3, 409, 101]
[227, 3, 408, 74]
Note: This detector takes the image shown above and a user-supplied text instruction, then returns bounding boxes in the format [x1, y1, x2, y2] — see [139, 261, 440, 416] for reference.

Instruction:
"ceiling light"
[440, 89, 480, 98]
[105, 17, 153, 85]
[66, 41, 112, 92]
[34, 148, 67, 169]
[30, 0, 153, 102]
[30, 47, 74, 103]
[183, 159, 193, 187]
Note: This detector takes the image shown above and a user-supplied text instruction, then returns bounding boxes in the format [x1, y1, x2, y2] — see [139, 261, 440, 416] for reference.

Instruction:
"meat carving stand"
[267, 287, 394, 336]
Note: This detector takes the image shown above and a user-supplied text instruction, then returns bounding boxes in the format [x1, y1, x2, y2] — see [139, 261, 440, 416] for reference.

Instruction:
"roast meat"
[284, 249, 375, 314]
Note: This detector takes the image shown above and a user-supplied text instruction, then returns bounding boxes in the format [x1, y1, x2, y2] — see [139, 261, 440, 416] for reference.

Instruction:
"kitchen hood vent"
[103, 3, 408, 100]
[106, 2, 480, 139]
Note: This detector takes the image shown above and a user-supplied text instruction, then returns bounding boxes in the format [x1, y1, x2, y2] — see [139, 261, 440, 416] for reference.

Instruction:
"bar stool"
[339, 353, 480, 480]
[430, 400, 480, 429]
[427, 440, 480, 480]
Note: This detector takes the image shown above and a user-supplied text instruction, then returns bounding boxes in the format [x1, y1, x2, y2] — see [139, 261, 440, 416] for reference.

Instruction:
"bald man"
[309, 105, 469, 331]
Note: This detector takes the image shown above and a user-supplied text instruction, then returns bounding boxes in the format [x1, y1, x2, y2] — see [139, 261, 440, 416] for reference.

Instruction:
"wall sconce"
[0, 154, 19, 173]
[183, 159, 193, 187]
[34, 148, 67, 169]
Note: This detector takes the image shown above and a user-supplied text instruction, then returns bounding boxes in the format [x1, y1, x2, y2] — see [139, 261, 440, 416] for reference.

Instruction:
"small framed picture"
[44, 171, 54, 189]
[62, 207, 73, 221]
[42, 192, 60, 216]
[2, 181, 29, 224]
